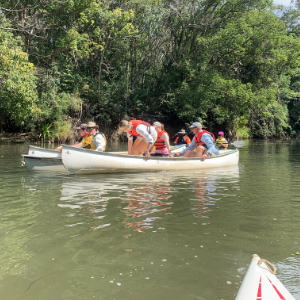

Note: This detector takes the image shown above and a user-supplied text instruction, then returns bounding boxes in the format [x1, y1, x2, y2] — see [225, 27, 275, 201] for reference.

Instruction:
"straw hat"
[86, 121, 99, 129]
[178, 129, 186, 134]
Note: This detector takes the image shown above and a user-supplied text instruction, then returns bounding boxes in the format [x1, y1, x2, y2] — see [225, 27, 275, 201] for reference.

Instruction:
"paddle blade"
[230, 141, 245, 148]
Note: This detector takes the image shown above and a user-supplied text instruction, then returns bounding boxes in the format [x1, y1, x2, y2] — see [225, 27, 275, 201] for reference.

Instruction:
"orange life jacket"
[128, 120, 151, 136]
[154, 130, 167, 150]
[194, 130, 215, 146]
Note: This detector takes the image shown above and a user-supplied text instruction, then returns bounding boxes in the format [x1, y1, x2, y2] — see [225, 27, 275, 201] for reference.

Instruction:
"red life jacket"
[154, 130, 168, 150]
[128, 120, 151, 136]
[194, 130, 215, 146]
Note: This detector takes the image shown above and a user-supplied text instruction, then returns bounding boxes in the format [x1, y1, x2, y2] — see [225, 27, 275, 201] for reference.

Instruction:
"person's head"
[188, 122, 202, 134]
[118, 120, 133, 134]
[76, 123, 88, 137]
[178, 129, 186, 136]
[153, 121, 164, 132]
[218, 131, 224, 138]
[86, 122, 98, 135]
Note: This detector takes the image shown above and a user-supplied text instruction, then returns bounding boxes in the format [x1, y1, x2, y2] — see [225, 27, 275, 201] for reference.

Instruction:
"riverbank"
[0, 132, 41, 144]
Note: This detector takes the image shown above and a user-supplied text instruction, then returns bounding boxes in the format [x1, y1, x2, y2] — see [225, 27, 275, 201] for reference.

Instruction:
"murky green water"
[0, 140, 299, 300]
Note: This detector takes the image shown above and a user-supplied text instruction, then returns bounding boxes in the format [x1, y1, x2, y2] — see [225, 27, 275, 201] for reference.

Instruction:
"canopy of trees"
[1, 0, 300, 139]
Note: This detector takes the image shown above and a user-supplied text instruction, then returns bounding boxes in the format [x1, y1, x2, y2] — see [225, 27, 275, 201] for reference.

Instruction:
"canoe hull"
[23, 156, 68, 173]
[236, 254, 295, 300]
[28, 146, 61, 158]
[61, 145, 239, 174]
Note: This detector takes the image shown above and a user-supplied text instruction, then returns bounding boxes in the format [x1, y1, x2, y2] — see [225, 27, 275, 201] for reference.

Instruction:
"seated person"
[55, 123, 88, 151]
[82, 122, 106, 151]
[174, 129, 191, 145]
[151, 122, 173, 157]
[216, 131, 228, 150]
[174, 122, 219, 160]
[118, 120, 157, 158]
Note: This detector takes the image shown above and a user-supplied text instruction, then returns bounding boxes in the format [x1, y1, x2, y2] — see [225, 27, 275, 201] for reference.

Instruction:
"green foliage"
[1, 0, 300, 139]
[0, 26, 38, 127]
[52, 120, 74, 143]
[39, 123, 52, 141]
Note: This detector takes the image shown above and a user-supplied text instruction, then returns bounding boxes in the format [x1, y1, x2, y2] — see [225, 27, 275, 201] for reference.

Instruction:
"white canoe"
[61, 145, 239, 174]
[22, 145, 66, 172]
[22, 156, 68, 173]
[236, 254, 295, 300]
[27, 145, 61, 158]
[22, 145, 187, 172]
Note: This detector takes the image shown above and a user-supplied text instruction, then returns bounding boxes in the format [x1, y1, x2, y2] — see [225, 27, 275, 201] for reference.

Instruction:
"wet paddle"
[230, 141, 245, 148]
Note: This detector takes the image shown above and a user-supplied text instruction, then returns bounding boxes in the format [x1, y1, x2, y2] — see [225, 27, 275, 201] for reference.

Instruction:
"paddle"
[230, 140, 245, 148]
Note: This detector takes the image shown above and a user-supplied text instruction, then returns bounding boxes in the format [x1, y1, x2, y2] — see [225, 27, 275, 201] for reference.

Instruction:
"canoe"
[27, 145, 61, 158]
[22, 145, 66, 172]
[22, 145, 187, 172]
[22, 155, 68, 173]
[61, 145, 239, 174]
[236, 254, 295, 300]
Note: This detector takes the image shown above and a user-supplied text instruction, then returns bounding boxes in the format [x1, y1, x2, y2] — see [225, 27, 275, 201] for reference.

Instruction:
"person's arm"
[221, 139, 228, 148]
[93, 134, 106, 152]
[201, 134, 220, 159]
[72, 137, 83, 148]
[136, 125, 154, 158]
[127, 133, 133, 155]
[185, 136, 192, 144]
[73, 142, 83, 148]
[161, 133, 173, 157]
[174, 137, 178, 145]
[175, 137, 196, 156]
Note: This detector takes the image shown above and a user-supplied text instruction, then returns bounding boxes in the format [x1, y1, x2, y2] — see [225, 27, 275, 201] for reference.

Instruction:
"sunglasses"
[87, 127, 95, 130]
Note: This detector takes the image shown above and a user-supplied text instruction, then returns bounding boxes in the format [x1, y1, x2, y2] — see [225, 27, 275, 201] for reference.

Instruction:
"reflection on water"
[54, 167, 240, 236]
[0, 142, 300, 300]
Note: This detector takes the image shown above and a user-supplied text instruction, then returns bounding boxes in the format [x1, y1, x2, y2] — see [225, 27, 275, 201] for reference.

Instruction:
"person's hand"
[55, 146, 62, 151]
[168, 153, 174, 157]
[144, 150, 151, 158]
[174, 152, 181, 157]
[202, 153, 208, 160]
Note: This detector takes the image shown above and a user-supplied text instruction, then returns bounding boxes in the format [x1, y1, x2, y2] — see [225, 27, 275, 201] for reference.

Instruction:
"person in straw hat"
[55, 123, 89, 151]
[174, 129, 191, 146]
[81, 121, 107, 151]
[174, 122, 219, 160]
[118, 120, 157, 158]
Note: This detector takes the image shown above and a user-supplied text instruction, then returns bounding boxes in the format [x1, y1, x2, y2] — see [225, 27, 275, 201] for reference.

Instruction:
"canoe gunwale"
[22, 155, 62, 161]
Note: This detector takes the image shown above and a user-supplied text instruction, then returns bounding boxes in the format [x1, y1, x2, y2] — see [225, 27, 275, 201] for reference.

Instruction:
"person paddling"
[55, 123, 88, 151]
[118, 120, 157, 158]
[216, 131, 228, 150]
[174, 122, 219, 160]
[81, 121, 106, 152]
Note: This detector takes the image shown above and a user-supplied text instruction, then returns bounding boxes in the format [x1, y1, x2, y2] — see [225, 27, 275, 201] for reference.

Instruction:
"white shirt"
[127, 124, 157, 143]
[93, 132, 106, 152]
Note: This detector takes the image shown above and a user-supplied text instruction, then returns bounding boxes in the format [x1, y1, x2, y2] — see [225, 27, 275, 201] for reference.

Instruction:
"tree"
[0, 24, 38, 128]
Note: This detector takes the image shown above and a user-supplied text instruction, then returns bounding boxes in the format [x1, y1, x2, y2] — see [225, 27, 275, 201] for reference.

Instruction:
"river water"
[0, 140, 299, 300]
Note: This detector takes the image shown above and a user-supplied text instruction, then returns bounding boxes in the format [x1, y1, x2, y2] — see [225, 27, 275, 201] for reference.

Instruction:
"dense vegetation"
[1, 0, 300, 140]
